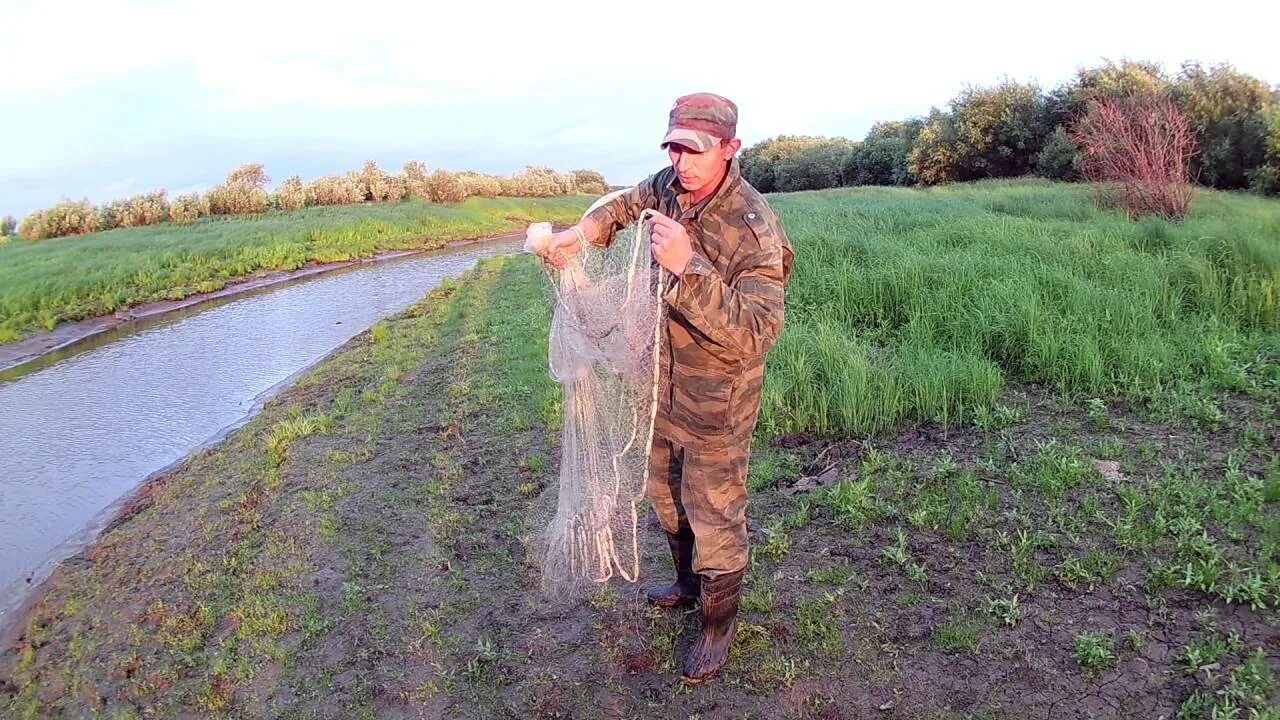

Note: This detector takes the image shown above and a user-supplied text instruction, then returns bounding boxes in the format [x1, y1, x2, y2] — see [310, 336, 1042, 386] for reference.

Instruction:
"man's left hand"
[648, 212, 693, 276]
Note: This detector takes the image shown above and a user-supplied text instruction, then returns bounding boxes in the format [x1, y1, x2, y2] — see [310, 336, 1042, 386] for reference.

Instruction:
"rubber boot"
[681, 568, 744, 684]
[645, 528, 700, 607]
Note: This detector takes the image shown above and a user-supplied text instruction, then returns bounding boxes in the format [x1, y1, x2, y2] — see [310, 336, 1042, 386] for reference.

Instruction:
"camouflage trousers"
[647, 434, 751, 580]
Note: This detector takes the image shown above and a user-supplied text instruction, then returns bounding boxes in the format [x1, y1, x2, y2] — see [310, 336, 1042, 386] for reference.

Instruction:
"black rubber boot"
[645, 528, 700, 607]
[681, 568, 744, 684]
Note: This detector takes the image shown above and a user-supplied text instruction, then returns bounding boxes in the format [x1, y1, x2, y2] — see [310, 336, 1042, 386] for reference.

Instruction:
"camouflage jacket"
[584, 157, 794, 450]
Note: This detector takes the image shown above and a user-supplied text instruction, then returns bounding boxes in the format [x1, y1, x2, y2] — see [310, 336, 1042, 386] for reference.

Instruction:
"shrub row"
[15, 162, 609, 241]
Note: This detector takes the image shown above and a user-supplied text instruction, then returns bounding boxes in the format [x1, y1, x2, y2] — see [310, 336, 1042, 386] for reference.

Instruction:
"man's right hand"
[543, 227, 583, 270]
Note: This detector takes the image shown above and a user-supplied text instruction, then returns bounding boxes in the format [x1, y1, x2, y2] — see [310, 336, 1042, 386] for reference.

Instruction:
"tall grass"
[758, 179, 1280, 437]
[0, 195, 591, 344]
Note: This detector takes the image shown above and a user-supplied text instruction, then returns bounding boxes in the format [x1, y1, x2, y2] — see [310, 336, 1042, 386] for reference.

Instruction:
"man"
[539, 92, 793, 683]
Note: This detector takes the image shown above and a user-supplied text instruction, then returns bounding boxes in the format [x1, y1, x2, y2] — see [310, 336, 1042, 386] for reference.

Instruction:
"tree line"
[741, 60, 1280, 199]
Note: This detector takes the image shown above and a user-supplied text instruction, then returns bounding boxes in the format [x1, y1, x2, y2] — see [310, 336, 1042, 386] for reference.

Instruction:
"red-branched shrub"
[1070, 96, 1198, 219]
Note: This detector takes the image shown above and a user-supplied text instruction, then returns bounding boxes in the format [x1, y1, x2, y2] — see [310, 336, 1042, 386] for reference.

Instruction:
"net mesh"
[524, 197, 665, 601]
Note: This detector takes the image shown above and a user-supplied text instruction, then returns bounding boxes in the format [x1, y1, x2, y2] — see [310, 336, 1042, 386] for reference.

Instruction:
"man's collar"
[668, 157, 742, 217]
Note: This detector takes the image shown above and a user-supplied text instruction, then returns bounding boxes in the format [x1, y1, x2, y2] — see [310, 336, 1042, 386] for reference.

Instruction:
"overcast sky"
[3, 0, 1278, 220]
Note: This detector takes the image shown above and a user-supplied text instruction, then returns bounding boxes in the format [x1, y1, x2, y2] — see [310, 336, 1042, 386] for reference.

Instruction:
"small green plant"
[522, 453, 549, 473]
[974, 404, 1026, 430]
[517, 482, 537, 497]
[824, 476, 882, 529]
[783, 500, 813, 530]
[1003, 528, 1050, 587]
[1125, 629, 1146, 652]
[1084, 398, 1110, 429]
[881, 528, 911, 567]
[981, 593, 1021, 627]
[464, 637, 499, 684]
[340, 581, 367, 615]
[936, 616, 981, 654]
[747, 447, 801, 492]
[796, 594, 842, 657]
[1014, 440, 1097, 499]
[1183, 630, 1244, 674]
[740, 580, 777, 614]
[808, 564, 856, 586]
[1074, 632, 1116, 675]
[589, 585, 618, 612]
[1089, 438, 1125, 459]
[753, 524, 791, 563]
[1179, 648, 1278, 719]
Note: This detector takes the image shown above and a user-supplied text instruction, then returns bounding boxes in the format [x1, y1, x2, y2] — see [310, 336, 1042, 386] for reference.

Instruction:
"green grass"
[0, 195, 591, 344]
[759, 180, 1280, 438]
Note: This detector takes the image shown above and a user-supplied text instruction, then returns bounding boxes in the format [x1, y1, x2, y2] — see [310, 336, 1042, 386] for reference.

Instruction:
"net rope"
[524, 197, 666, 600]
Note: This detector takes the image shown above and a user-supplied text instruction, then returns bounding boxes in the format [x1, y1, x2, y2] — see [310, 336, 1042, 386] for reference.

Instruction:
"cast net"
[524, 194, 665, 601]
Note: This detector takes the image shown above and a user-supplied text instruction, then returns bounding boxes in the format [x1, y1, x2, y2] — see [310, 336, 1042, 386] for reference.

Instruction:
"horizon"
[3, 0, 1278, 221]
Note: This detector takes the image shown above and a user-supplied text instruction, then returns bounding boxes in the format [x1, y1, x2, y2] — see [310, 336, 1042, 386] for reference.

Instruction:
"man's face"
[666, 138, 741, 195]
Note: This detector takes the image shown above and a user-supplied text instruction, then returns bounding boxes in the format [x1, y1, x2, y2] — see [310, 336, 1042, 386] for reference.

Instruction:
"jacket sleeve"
[662, 220, 793, 358]
[581, 171, 663, 248]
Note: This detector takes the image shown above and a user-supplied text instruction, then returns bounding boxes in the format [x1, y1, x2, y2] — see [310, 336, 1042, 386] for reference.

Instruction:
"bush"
[952, 80, 1051, 179]
[510, 166, 567, 197]
[355, 161, 406, 203]
[1035, 126, 1083, 181]
[1072, 96, 1197, 219]
[113, 191, 169, 228]
[169, 193, 210, 224]
[206, 184, 270, 215]
[843, 120, 925, 186]
[909, 111, 963, 186]
[307, 175, 364, 206]
[910, 82, 1052, 185]
[97, 200, 127, 231]
[1046, 59, 1171, 128]
[1248, 114, 1280, 195]
[1, 215, 15, 236]
[1248, 165, 1280, 195]
[774, 139, 855, 191]
[458, 172, 503, 198]
[403, 160, 430, 200]
[571, 169, 609, 195]
[741, 135, 835, 192]
[1172, 61, 1276, 190]
[209, 162, 273, 215]
[226, 163, 270, 190]
[844, 137, 910, 186]
[274, 176, 308, 211]
[18, 200, 100, 240]
[377, 174, 408, 203]
[422, 170, 468, 203]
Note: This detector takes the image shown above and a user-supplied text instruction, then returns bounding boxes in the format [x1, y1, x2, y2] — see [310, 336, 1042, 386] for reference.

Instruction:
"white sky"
[2, 0, 1278, 218]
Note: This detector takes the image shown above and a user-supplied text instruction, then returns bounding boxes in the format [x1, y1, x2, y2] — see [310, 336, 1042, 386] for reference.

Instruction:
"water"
[0, 238, 522, 628]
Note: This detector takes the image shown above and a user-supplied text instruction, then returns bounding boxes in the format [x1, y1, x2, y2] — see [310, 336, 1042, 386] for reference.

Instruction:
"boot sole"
[680, 670, 721, 685]
[646, 595, 698, 608]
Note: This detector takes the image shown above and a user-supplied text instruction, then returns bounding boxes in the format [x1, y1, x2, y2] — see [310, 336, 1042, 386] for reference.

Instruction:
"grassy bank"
[0, 195, 592, 344]
[762, 180, 1279, 438]
[1, 180, 1277, 718]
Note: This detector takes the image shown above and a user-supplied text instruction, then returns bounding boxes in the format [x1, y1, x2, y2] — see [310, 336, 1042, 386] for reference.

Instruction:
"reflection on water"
[0, 239, 521, 626]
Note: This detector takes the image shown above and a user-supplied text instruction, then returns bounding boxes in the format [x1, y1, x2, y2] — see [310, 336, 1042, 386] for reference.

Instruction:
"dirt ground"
[2, 256, 1277, 719]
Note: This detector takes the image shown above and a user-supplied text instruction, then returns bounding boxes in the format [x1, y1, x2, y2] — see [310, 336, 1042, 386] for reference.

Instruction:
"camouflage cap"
[661, 93, 738, 152]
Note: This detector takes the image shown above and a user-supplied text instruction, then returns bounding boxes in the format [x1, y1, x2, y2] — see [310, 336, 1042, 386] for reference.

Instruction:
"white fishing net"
[525, 195, 666, 600]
